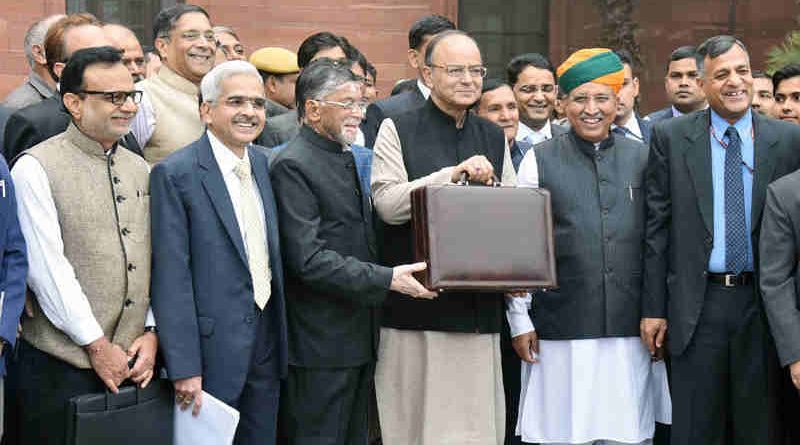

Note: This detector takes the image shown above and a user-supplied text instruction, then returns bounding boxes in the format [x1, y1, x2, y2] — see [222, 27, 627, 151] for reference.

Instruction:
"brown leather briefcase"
[411, 180, 557, 291]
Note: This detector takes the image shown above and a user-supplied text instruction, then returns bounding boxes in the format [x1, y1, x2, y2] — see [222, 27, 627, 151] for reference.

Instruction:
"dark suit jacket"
[0, 157, 27, 377]
[550, 122, 570, 139]
[637, 114, 653, 146]
[644, 107, 673, 124]
[150, 134, 288, 403]
[270, 126, 392, 368]
[643, 109, 800, 356]
[256, 110, 299, 148]
[2, 97, 142, 163]
[363, 85, 426, 148]
[760, 169, 800, 367]
[0, 106, 12, 154]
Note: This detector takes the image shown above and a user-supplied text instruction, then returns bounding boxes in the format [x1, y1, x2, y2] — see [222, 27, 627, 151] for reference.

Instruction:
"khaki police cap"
[249, 47, 300, 74]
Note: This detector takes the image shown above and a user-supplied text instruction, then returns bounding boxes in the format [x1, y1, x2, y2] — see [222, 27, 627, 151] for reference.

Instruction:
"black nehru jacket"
[270, 125, 393, 368]
[380, 98, 507, 333]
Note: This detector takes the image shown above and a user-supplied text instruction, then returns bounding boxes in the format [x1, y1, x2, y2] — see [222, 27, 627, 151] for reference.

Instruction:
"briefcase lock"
[457, 172, 502, 187]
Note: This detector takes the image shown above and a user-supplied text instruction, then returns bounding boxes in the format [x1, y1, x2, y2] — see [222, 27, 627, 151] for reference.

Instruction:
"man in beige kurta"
[371, 30, 516, 445]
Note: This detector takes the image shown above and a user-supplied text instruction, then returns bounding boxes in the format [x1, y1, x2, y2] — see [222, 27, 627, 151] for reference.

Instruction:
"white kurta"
[509, 148, 672, 445]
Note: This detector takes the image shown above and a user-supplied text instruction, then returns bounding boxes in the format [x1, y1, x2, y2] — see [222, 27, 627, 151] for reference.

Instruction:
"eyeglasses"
[222, 96, 267, 110]
[428, 64, 487, 79]
[216, 41, 245, 58]
[179, 30, 216, 43]
[315, 99, 369, 113]
[78, 90, 143, 106]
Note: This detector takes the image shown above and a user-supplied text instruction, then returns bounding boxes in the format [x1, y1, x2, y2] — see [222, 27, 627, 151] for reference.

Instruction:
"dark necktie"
[612, 125, 643, 142]
[724, 126, 748, 273]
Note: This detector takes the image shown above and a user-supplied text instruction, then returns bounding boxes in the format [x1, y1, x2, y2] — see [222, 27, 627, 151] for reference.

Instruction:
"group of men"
[2, 4, 800, 445]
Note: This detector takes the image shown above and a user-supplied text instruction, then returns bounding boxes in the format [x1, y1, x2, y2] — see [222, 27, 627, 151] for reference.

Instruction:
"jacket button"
[121, 227, 130, 236]
[128, 263, 136, 271]
[244, 316, 254, 324]
[124, 299, 134, 307]
[113, 176, 120, 184]
[116, 195, 126, 203]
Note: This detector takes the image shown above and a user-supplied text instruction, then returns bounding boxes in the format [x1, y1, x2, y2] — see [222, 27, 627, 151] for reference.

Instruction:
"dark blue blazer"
[644, 107, 673, 124]
[0, 157, 27, 377]
[150, 134, 288, 404]
[638, 114, 653, 146]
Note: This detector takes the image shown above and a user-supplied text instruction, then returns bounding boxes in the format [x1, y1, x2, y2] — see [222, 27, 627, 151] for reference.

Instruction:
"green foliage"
[767, 31, 800, 74]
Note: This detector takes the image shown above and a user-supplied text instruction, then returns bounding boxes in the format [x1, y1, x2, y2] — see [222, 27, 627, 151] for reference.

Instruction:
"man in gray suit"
[2, 15, 63, 109]
[642, 35, 800, 444]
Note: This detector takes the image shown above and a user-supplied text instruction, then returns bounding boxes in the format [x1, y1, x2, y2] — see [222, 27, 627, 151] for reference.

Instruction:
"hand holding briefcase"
[411, 175, 557, 291]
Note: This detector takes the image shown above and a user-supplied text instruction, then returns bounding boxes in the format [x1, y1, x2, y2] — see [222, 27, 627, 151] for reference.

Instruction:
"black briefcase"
[65, 379, 174, 445]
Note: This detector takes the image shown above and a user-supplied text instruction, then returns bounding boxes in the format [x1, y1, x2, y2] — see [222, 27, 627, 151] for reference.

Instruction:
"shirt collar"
[613, 113, 643, 139]
[671, 105, 684, 118]
[516, 120, 552, 142]
[417, 79, 431, 100]
[208, 130, 248, 176]
[710, 107, 752, 142]
[570, 128, 614, 157]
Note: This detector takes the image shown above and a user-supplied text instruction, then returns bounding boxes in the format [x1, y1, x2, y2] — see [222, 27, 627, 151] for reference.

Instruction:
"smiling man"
[475, 78, 530, 172]
[150, 60, 288, 444]
[131, 4, 215, 164]
[8, 47, 156, 445]
[509, 48, 669, 445]
[773, 63, 800, 125]
[270, 58, 434, 445]
[507, 53, 569, 147]
[642, 35, 800, 445]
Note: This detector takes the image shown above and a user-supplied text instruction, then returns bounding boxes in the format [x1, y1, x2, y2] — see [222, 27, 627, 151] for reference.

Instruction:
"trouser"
[4, 340, 105, 445]
[280, 362, 373, 445]
[232, 303, 282, 445]
[501, 314, 522, 445]
[670, 282, 778, 445]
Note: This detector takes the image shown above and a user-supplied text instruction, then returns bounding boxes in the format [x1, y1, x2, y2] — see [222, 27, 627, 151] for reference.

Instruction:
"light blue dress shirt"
[708, 108, 754, 272]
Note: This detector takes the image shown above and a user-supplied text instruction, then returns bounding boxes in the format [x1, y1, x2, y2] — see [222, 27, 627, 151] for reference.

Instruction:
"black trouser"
[280, 363, 373, 445]
[501, 314, 522, 445]
[4, 340, 106, 445]
[670, 282, 778, 445]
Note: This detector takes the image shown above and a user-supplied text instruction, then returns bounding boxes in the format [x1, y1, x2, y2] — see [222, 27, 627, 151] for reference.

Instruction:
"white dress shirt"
[207, 130, 267, 252]
[612, 113, 645, 142]
[417, 79, 431, 100]
[516, 120, 554, 146]
[130, 89, 156, 149]
[11, 155, 155, 347]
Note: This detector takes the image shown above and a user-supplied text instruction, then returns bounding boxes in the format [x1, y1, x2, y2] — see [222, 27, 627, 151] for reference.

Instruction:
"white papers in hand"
[173, 390, 240, 445]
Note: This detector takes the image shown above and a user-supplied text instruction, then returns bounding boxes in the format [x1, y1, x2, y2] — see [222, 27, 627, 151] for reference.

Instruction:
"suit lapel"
[751, 113, 778, 232]
[197, 135, 248, 267]
[249, 149, 280, 258]
[684, 110, 714, 235]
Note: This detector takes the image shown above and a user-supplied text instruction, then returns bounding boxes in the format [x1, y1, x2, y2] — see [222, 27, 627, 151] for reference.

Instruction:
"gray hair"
[212, 25, 239, 41]
[24, 14, 64, 68]
[697, 35, 748, 78]
[295, 58, 359, 120]
[200, 60, 261, 103]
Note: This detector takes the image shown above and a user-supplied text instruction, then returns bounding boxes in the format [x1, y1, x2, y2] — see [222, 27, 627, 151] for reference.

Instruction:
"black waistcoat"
[380, 99, 507, 333]
[532, 131, 648, 339]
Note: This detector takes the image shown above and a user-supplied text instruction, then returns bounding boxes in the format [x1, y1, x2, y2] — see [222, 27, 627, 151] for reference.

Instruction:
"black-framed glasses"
[428, 64, 487, 79]
[315, 99, 368, 113]
[78, 90, 143, 106]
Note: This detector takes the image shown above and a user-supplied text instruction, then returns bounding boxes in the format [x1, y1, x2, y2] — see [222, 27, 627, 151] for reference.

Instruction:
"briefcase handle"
[457, 172, 502, 187]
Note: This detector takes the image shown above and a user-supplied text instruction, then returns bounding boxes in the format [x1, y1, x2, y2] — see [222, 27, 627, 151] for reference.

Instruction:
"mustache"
[578, 111, 605, 119]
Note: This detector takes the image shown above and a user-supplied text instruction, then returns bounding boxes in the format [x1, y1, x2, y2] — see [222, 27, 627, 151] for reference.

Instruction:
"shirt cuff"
[70, 314, 105, 347]
[505, 294, 535, 337]
[145, 306, 156, 328]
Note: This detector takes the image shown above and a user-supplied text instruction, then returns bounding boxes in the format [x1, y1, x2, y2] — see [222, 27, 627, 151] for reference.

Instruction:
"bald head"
[104, 24, 145, 81]
[421, 31, 484, 113]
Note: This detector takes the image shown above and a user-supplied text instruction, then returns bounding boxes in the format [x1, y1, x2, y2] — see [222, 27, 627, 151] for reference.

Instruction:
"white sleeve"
[11, 156, 104, 346]
[505, 293, 535, 337]
[130, 90, 156, 149]
[516, 148, 540, 189]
